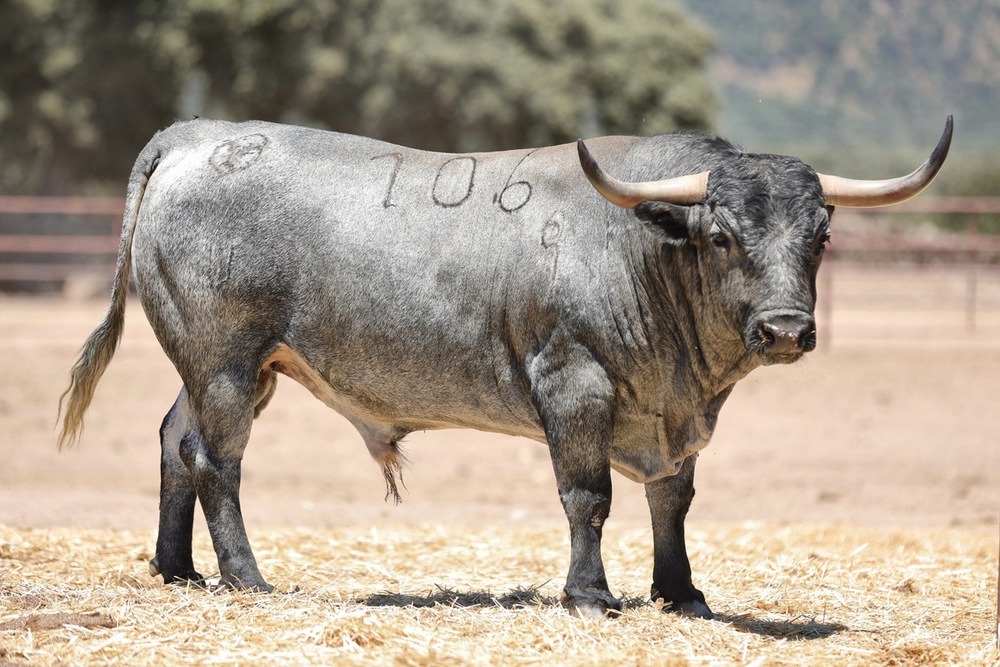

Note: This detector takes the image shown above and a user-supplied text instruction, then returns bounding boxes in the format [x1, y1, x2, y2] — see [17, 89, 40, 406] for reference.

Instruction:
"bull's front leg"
[532, 354, 620, 619]
[556, 466, 617, 619]
[645, 454, 713, 619]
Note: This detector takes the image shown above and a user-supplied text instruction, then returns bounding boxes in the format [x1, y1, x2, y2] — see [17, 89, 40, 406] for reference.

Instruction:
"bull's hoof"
[216, 573, 275, 594]
[664, 599, 714, 620]
[149, 557, 204, 586]
[560, 587, 623, 619]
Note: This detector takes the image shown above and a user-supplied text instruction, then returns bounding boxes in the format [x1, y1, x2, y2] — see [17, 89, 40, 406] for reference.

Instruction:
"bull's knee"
[560, 488, 611, 531]
[160, 393, 194, 472]
[178, 432, 240, 493]
[177, 432, 201, 472]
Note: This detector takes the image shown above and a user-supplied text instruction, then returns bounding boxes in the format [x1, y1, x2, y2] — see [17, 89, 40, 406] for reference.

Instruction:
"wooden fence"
[0, 197, 123, 283]
[820, 197, 1000, 338]
[1, 195, 999, 340]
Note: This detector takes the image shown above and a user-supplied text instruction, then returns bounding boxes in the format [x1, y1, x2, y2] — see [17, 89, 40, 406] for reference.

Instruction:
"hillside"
[680, 0, 1000, 178]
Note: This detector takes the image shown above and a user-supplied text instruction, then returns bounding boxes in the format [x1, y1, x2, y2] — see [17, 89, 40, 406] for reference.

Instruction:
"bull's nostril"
[799, 326, 818, 351]
[758, 322, 776, 346]
[757, 316, 815, 355]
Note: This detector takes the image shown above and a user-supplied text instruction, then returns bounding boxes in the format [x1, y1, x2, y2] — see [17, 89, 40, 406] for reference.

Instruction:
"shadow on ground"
[717, 613, 848, 640]
[359, 585, 648, 611]
[362, 590, 849, 640]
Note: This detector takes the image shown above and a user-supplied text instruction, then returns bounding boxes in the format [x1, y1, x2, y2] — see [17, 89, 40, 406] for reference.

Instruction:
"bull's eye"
[710, 232, 731, 251]
[814, 232, 831, 256]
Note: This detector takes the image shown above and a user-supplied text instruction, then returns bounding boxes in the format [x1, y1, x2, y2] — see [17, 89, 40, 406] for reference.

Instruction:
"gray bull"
[60, 116, 951, 618]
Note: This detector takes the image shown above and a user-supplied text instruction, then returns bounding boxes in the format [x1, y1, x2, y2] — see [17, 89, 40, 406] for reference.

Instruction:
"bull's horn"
[577, 139, 709, 208]
[818, 115, 953, 208]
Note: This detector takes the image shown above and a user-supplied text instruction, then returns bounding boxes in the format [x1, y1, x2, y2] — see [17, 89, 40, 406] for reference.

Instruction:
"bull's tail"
[57, 145, 161, 449]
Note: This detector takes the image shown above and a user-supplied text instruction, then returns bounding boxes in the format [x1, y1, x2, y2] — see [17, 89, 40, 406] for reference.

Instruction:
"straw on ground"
[1, 523, 997, 666]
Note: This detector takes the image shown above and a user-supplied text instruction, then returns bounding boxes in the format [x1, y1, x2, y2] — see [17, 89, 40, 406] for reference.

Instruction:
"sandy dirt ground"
[1, 265, 998, 537]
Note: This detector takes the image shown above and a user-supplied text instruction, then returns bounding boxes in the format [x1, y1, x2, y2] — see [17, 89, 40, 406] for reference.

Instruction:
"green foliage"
[0, 0, 179, 194]
[0, 0, 716, 195]
[173, 0, 716, 151]
[340, 0, 715, 151]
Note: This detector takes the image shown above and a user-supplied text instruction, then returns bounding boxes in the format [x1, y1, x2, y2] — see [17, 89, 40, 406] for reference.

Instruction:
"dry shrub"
[0, 523, 997, 666]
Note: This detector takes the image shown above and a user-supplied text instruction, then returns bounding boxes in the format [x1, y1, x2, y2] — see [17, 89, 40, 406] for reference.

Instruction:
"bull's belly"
[265, 344, 718, 482]
[264, 344, 545, 443]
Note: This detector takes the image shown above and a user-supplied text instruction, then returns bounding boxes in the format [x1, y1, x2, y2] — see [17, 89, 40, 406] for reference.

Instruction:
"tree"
[0, 0, 180, 194]
[182, 0, 716, 151]
[0, 0, 716, 195]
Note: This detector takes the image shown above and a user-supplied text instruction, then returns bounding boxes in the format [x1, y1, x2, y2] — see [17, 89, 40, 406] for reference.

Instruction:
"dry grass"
[1, 522, 997, 666]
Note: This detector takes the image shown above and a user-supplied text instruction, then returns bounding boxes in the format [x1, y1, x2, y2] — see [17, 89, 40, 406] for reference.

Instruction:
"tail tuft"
[56, 144, 158, 449]
[58, 298, 126, 449]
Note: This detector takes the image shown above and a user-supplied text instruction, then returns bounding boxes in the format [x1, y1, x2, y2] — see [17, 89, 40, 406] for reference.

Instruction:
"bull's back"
[130, 119, 615, 437]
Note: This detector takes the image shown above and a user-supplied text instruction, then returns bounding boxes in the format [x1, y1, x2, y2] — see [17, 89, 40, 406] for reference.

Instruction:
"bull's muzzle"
[751, 313, 817, 357]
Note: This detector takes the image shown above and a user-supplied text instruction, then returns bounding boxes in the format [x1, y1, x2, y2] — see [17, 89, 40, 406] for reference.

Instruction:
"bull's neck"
[642, 243, 760, 398]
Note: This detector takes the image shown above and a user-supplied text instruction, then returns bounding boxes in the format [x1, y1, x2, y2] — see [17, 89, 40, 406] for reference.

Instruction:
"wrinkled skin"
[63, 120, 835, 618]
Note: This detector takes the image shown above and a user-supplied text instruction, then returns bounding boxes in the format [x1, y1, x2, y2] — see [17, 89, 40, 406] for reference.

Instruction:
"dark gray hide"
[59, 118, 942, 619]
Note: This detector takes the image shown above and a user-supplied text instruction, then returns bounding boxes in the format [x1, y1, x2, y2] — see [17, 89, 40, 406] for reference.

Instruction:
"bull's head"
[578, 117, 952, 364]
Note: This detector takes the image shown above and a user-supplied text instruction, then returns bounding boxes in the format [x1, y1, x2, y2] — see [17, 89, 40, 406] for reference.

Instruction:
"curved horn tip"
[819, 115, 954, 208]
[577, 139, 598, 172]
[934, 114, 954, 162]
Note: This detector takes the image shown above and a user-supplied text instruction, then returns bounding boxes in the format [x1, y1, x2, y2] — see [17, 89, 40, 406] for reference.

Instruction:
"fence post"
[967, 214, 980, 334]
[819, 248, 834, 350]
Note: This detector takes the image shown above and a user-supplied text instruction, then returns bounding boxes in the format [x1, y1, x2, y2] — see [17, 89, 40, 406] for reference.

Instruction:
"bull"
[60, 116, 951, 618]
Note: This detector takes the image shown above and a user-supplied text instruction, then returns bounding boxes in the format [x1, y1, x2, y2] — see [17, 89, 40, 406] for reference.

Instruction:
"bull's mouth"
[759, 347, 809, 365]
[744, 311, 817, 362]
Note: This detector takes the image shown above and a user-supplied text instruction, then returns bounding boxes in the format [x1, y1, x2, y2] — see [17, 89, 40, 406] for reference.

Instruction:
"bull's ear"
[633, 201, 691, 246]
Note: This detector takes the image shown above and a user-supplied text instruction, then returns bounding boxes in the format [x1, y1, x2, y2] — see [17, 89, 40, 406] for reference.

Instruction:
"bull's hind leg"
[150, 388, 203, 584]
[175, 364, 276, 592]
[151, 371, 277, 586]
